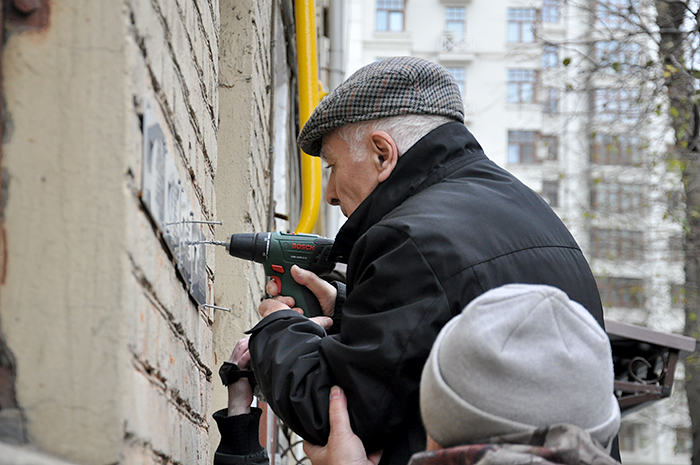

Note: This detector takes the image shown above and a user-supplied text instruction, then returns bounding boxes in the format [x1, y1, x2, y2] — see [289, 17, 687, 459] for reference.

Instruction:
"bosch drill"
[220, 232, 336, 317]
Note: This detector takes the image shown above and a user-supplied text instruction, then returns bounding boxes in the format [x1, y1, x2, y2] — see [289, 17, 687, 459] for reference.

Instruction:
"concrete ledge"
[0, 442, 77, 465]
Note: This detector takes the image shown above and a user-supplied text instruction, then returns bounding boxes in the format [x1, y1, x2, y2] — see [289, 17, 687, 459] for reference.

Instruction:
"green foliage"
[612, 62, 621, 72]
[563, 57, 571, 66]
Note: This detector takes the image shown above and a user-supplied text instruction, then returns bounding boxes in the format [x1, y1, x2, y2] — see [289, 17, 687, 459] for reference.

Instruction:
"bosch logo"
[292, 243, 315, 251]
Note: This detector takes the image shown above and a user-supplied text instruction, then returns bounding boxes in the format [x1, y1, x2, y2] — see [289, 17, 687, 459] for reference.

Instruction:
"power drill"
[216, 232, 336, 317]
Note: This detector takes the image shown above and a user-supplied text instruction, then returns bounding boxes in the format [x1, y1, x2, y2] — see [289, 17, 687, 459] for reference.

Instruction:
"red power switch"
[271, 265, 285, 274]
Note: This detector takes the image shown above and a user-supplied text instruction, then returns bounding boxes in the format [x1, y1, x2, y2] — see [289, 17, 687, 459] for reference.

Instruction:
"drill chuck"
[226, 232, 270, 264]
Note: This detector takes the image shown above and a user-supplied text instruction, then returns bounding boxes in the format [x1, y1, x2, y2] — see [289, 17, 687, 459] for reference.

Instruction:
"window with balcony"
[508, 8, 537, 43]
[445, 6, 465, 36]
[446, 67, 466, 94]
[377, 0, 405, 32]
[542, 45, 558, 68]
[508, 131, 537, 164]
[543, 0, 560, 22]
[507, 69, 536, 103]
[593, 133, 643, 165]
[591, 182, 645, 213]
[596, 276, 645, 308]
[591, 228, 645, 260]
[541, 180, 559, 207]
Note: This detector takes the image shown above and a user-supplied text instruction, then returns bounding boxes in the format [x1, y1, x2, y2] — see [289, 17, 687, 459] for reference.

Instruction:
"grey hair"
[334, 114, 456, 159]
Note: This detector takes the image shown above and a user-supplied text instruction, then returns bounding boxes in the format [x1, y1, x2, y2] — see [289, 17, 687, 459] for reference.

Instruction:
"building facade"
[0, 0, 291, 463]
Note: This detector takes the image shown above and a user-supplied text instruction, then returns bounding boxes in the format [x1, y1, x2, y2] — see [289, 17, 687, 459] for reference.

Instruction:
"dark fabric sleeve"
[213, 407, 269, 465]
[248, 227, 454, 455]
[327, 280, 346, 335]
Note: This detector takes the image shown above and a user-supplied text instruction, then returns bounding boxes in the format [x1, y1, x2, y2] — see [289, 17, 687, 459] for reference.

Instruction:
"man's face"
[320, 131, 382, 217]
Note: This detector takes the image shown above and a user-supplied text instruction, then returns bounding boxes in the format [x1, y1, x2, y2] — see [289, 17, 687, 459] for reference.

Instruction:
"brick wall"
[0, 0, 277, 463]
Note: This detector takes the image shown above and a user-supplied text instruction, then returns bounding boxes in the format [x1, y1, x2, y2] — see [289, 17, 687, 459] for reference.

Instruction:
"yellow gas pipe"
[294, 0, 323, 234]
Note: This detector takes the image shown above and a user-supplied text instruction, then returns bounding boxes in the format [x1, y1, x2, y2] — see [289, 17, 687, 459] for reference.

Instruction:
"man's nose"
[325, 175, 339, 206]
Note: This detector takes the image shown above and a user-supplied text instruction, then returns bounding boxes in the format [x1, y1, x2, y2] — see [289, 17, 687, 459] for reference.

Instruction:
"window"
[541, 180, 559, 207]
[595, 40, 644, 72]
[667, 189, 685, 213]
[594, 88, 638, 122]
[593, 133, 643, 165]
[508, 131, 537, 164]
[669, 234, 684, 261]
[446, 6, 465, 36]
[508, 8, 537, 43]
[377, 0, 404, 32]
[543, 0, 560, 22]
[508, 69, 536, 103]
[591, 228, 644, 260]
[542, 45, 558, 68]
[542, 135, 558, 160]
[596, 276, 645, 308]
[447, 67, 466, 94]
[591, 182, 645, 213]
[676, 428, 692, 455]
[596, 0, 638, 30]
[670, 283, 686, 307]
[544, 88, 558, 113]
[618, 422, 650, 451]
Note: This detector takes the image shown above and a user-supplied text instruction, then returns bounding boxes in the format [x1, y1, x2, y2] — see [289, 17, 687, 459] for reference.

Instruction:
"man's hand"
[288, 265, 337, 316]
[257, 265, 336, 329]
[303, 387, 382, 465]
[226, 337, 253, 416]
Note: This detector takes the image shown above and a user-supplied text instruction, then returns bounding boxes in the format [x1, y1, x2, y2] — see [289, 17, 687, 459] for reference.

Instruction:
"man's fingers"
[291, 265, 337, 316]
[275, 295, 296, 308]
[266, 279, 279, 296]
[229, 337, 251, 366]
[327, 386, 353, 436]
[291, 265, 336, 297]
[258, 298, 291, 318]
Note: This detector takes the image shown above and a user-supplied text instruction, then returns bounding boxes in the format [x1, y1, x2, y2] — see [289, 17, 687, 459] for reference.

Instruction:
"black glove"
[218, 361, 257, 390]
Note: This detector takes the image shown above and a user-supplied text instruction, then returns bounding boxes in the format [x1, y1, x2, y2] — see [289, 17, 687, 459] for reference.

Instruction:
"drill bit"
[187, 240, 227, 247]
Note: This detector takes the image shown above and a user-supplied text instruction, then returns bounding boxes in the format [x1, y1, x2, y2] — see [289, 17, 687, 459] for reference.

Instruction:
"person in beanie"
[304, 284, 621, 465]
[246, 56, 607, 465]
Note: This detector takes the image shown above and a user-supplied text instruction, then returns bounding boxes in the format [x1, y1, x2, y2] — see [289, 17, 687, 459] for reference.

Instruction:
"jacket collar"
[330, 122, 485, 262]
[407, 425, 618, 465]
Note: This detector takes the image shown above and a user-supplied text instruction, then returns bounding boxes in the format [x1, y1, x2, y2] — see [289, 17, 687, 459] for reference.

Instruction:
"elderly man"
[246, 57, 605, 465]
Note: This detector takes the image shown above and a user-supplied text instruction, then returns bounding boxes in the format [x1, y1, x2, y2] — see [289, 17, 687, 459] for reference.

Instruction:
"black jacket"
[248, 122, 604, 465]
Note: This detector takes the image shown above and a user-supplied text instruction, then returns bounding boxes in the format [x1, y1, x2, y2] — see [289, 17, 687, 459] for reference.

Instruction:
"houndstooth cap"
[297, 56, 465, 156]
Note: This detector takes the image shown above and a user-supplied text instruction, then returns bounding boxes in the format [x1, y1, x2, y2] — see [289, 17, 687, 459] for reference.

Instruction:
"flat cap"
[297, 56, 465, 156]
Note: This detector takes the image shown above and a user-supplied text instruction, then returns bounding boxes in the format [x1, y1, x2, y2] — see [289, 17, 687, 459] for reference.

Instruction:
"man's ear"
[368, 130, 399, 183]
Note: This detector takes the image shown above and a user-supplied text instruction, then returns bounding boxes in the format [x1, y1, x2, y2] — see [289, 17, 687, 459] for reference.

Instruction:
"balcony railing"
[439, 32, 474, 55]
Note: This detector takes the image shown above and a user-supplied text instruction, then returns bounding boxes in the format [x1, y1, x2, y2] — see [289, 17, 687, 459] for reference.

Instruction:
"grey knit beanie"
[297, 56, 464, 156]
[420, 284, 620, 448]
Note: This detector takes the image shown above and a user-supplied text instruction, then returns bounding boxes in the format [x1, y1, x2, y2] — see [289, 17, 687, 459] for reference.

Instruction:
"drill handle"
[270, 270, 324, 318]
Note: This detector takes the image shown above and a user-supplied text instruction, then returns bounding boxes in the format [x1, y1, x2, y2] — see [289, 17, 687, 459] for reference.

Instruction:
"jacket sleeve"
[247, 226, 454, 453]
[213, 407, 269, 465]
